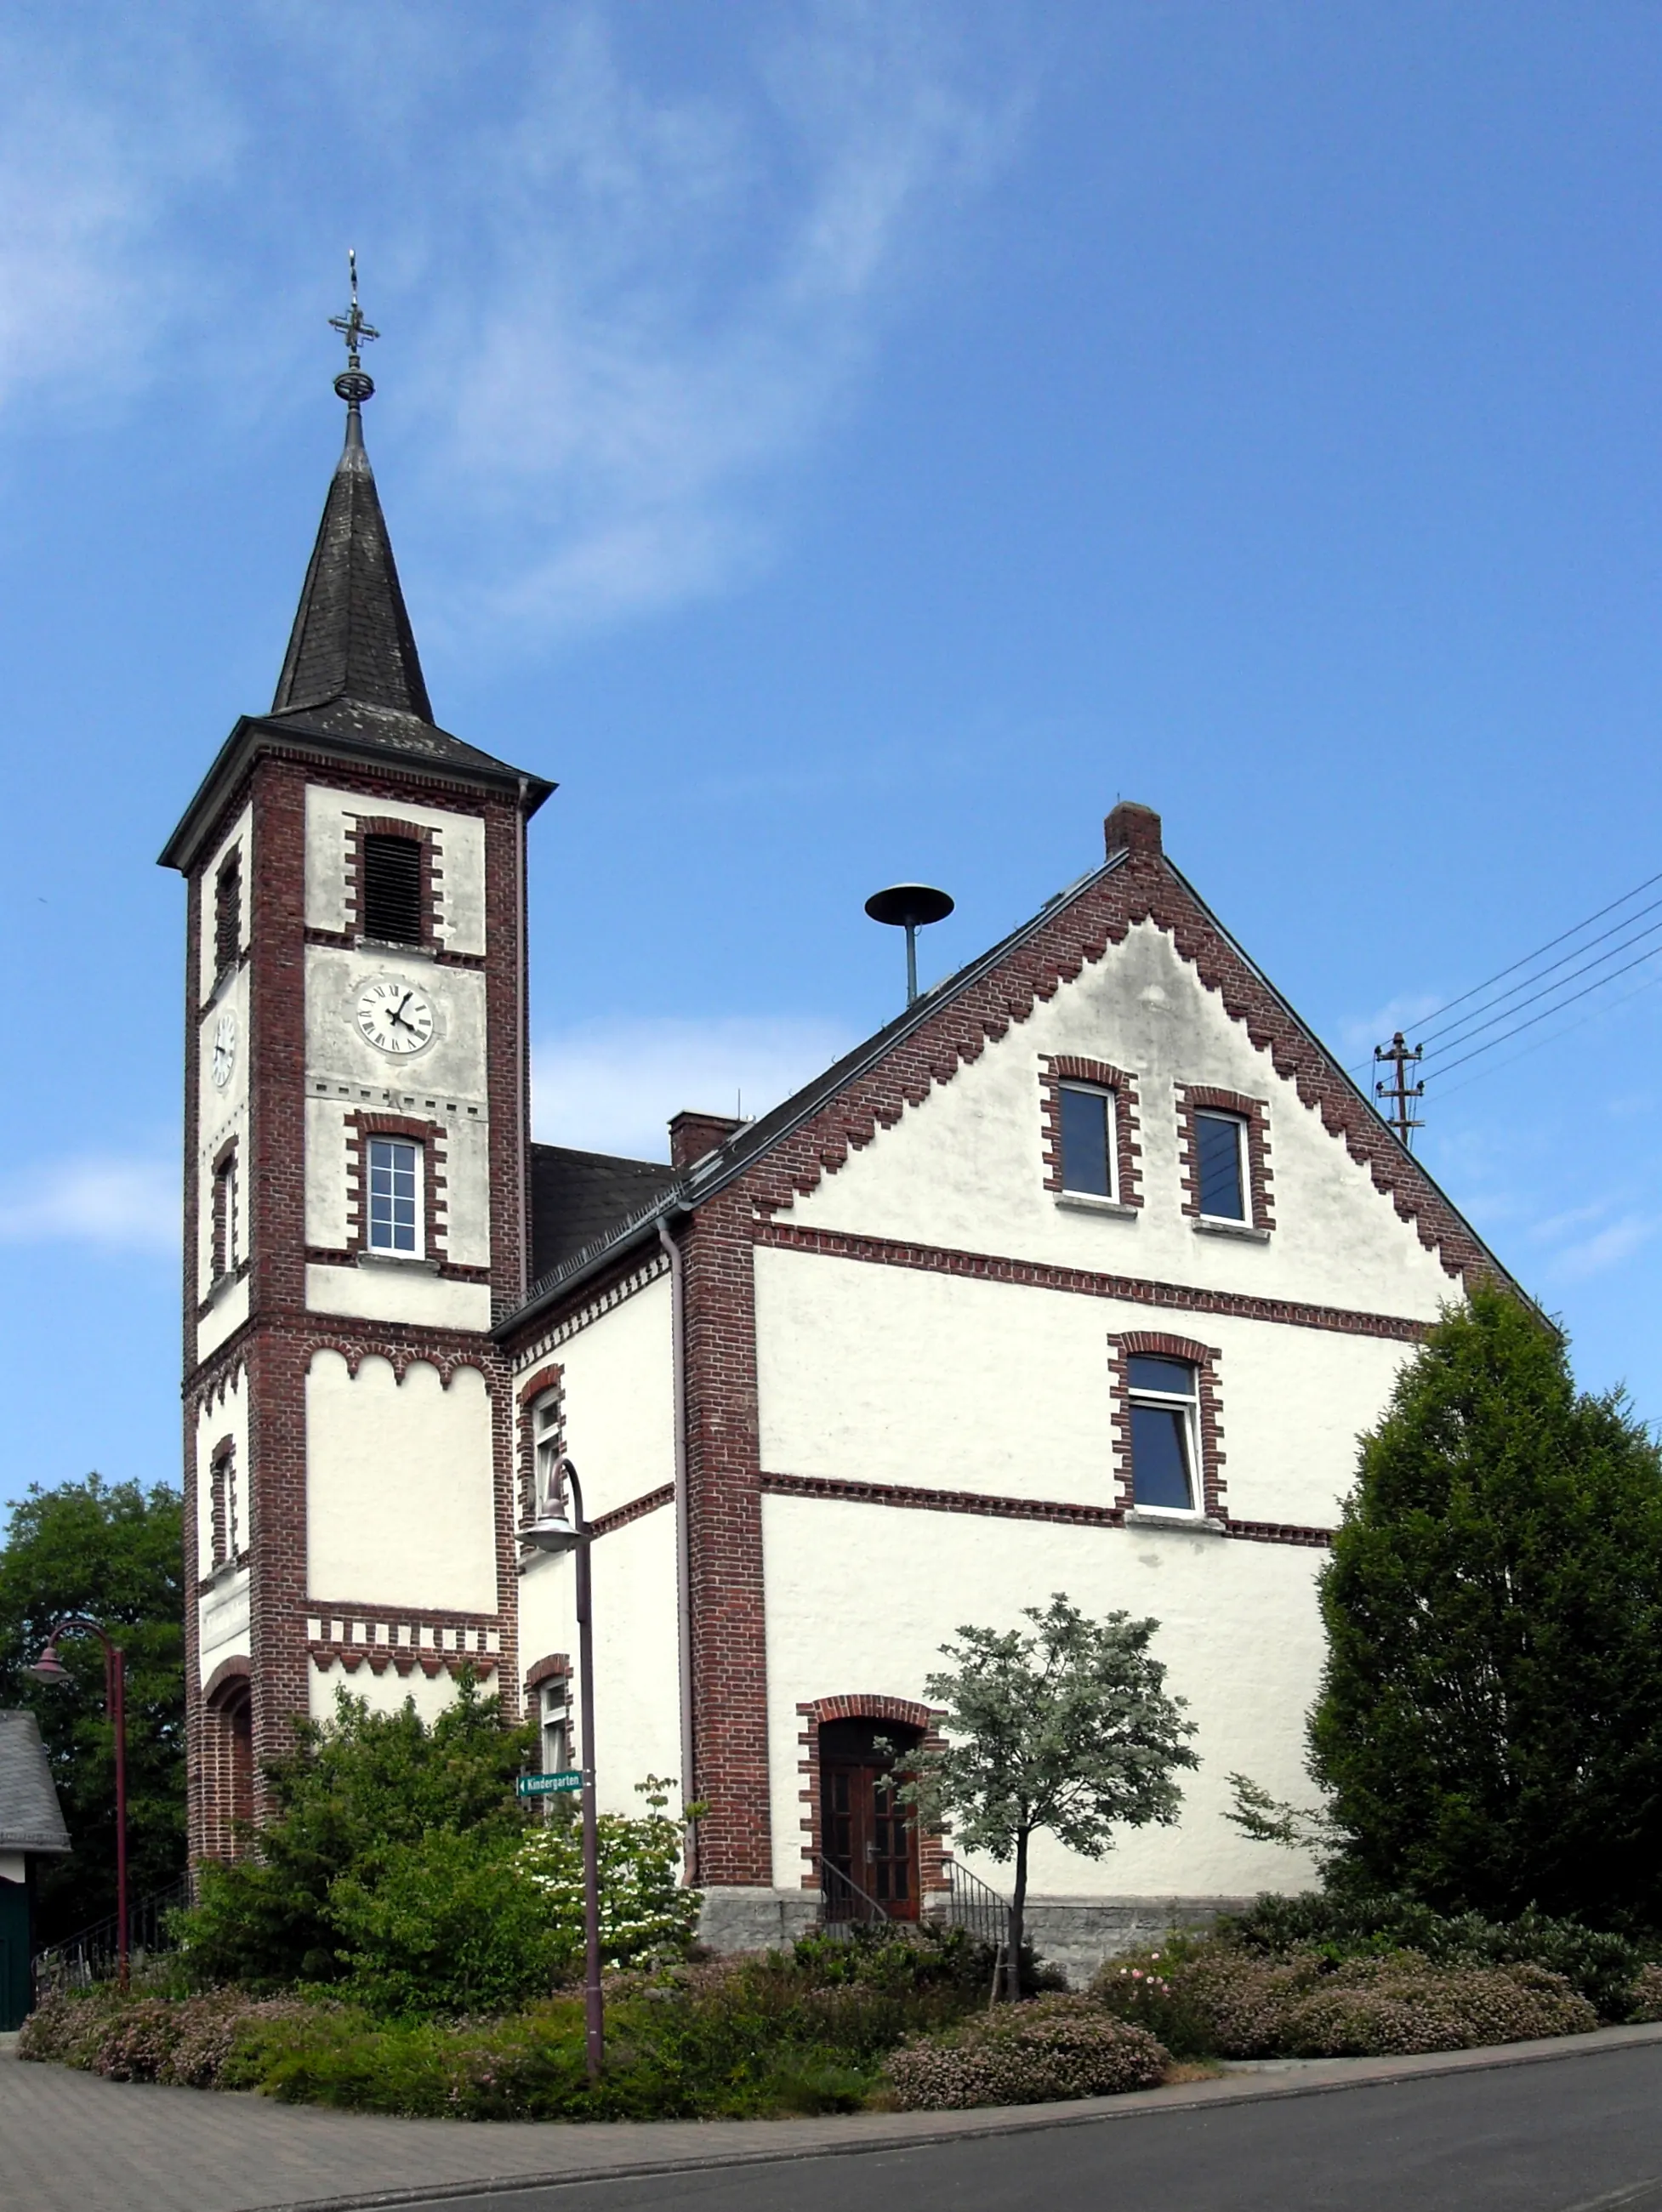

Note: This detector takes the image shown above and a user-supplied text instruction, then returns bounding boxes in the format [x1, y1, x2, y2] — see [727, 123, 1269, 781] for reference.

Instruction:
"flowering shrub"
[517, 1783, 701, 1971]
[885, 1995, 1168, 2110]
[1093, 1943, 1595, 2058]
[1625, 1964, 1662, 2022]
[20, 1987, 322, 2087]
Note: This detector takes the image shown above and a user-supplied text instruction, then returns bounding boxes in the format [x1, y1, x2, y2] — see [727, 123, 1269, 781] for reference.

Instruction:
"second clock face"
[356, 977, 437, 1056]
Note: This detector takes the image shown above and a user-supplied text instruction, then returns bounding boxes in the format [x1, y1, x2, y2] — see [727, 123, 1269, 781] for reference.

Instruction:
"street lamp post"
[27, 1616, 128, 1991]
[522, 1457, 603, 2084]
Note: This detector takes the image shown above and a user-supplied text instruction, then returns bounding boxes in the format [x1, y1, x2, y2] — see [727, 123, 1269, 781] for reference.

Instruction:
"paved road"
[384, 2046, 1662, 2212]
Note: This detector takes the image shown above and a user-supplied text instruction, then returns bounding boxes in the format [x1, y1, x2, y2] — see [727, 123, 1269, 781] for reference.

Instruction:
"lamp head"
[26, 1642, 70, 1685]
[521, 1510, 582, 1555]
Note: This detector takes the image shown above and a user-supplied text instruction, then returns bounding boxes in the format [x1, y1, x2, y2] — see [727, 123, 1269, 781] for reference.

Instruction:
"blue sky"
[2, 2, 1660, 1513]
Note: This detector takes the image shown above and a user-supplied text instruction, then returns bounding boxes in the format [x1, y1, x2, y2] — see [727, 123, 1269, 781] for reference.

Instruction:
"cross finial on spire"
[328, 248, 379, 408]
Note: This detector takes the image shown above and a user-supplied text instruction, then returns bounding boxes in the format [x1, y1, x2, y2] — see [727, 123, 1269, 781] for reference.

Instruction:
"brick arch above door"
[796, 1693, 948, 1897]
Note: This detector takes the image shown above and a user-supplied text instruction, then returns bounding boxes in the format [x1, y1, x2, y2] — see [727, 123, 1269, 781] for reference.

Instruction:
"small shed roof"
[0, 1711, 71, 1855]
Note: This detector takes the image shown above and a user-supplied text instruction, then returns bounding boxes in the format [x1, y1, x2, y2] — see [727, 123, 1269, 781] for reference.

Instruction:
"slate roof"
[0, 1710, 71, 1856]
[160, 392, 553, 873]
[529, 1144, 677, 1282]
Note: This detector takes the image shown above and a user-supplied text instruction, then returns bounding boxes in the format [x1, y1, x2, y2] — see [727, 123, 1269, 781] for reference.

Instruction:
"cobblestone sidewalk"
[7, 2022, 1662, 2212]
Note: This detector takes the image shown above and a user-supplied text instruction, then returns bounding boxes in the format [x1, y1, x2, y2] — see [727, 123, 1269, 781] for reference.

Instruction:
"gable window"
[1195, 1112, 1247, 1221]
[211, 1149, 238, 1280]
[1127, 1355, 1198, 1512]
[213, 851, 242, 979]
[361, 833, 424, 945]
[366, 1137, 420, 1254]
[1059, 1083, 1116, 1199]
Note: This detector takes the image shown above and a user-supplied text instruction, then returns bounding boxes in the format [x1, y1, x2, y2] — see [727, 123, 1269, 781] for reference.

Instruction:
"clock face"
[356, 976, 437, 1057]
[210, 1008, 237, 1089]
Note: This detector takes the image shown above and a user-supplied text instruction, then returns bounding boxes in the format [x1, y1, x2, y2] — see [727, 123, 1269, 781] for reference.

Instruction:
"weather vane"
[328, 248, 379, 406]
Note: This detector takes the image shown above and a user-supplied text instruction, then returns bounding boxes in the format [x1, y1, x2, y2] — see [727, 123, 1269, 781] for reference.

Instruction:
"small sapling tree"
[896, 1595, 1197, 1993]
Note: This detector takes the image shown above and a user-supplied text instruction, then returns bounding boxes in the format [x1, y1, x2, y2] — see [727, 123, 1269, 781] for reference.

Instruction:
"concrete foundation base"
[695, 1887, 1253, 1985]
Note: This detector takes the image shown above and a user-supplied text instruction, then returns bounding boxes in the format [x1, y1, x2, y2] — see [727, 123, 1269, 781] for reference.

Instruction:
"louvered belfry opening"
[214, 852, 242, 976]
[361, 831, 424, 944]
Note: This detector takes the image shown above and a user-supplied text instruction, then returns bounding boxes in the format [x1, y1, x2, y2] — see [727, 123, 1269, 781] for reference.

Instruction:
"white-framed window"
[539, 1675, 572, 1776]
[1194, 1111, 1248, 1222]
[1059, 1083, 1118, 1199]
[532, 1394, 565, 1515]
[367, 1136, 421, 1254]
[1127, 1354, 1200, 1513]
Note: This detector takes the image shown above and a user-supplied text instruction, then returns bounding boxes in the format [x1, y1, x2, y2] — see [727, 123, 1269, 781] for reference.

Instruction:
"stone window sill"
[1192, 1218, 1272, 1242]
[356, 935, 437, 963]
[1123, 1508, 1228, 1536]
[1055, 1193, 1140, 1219]
[356, 1250, 441, 1275]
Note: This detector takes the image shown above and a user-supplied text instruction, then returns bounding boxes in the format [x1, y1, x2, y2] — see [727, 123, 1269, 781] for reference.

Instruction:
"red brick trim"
[1107, 1330, 1226, 1517]
[1175, 1084, 1275, 1231]
[795, 1694, 949, 1897]
[1039, 1055, 1142, 1205]
[309, 1640, 498, 1682]
[343, 1111, 447, 1262]
[203, 1655, 251, 1705]
[590, 1483, 675, 1539]
[524, 1652, 570, 1694]
[758, 1469, 1332, 1547]
[754, 1220, 1430, 1343]
[517, 1363, 564, 1524]
[344, 814, 442, 950]
[719, 844, 1493, 1285]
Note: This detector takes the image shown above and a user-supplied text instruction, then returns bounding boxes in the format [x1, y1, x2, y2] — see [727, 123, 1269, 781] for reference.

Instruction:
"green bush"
[1221, 1891, 1655, 2021]
[518, 1786, 702, 1970]
[174, 1680, 535, 1990]
[886, 1995, 1168, 2110]
[1625, 1964, 1662, 2022]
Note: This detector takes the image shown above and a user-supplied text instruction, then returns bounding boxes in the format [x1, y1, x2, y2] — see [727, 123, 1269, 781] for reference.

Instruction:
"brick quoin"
[1039, 1055, 1144, 1205]
[179, 748, 533, 1866]
[1175, 1083, 1276, 1233]
[795, 1694, 949, 1897]
[1106, 1329, 1227, 1520]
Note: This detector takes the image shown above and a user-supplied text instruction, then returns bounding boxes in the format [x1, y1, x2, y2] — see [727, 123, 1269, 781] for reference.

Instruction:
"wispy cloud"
[0, 2, 1028, 636]
[533, 1013, 851, 1158]
[1549, 1214, 1659, 1282]
[0, 1155, 177, 1252]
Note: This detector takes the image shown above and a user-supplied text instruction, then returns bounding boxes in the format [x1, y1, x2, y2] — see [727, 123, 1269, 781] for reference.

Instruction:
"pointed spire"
[270, 254, 434, 724]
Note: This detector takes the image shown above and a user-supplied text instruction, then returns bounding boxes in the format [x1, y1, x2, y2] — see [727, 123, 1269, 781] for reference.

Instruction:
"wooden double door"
[819, 1718, 921, 1920]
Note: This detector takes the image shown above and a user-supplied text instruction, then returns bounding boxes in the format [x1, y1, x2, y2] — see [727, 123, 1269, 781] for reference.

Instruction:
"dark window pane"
[1128, 1355, 1193, 1397]
[1130, 1402, 1195, 1510]
[1060, 1085, 1112, 1196]
[1197, 1112, 1245, 1219]
[362, 833, 424, 944]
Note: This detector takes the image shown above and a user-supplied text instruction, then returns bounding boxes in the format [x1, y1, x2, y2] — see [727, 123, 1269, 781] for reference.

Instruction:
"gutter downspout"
[515, 776, 531, 1306]
[657, 1216, 697, 1884]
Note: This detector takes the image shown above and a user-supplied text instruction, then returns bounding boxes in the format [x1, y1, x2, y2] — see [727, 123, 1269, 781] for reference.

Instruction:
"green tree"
[897, 1595, 1197, 1992]
[175, 1680, 536, 1988]
[0, 1476, 185, 1942]
[1309, 1284, 1662, 1928]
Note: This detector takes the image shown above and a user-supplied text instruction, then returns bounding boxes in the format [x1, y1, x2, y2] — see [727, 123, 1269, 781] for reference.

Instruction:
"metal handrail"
[938, 1857, 1010, 1949]
[817, 1853, 891, 1926]
[31, 1875, 190, 1998]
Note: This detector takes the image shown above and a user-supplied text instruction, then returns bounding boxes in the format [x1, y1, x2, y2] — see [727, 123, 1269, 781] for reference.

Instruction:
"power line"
[1431, 939, 1662, 1079]
[1417, 892, 1662, 1052]
[1432, 961, 1662, 1106]
[1408, 863, 1662, 1038]
[1420, 910, 1662, 1063]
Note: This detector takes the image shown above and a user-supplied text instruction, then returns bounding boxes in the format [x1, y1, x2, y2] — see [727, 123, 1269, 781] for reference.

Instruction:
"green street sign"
[517, 1771, 583, 1796]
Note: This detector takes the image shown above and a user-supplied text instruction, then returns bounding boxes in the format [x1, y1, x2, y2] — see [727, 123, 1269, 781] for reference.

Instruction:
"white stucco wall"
[517, 1504, 681, 1817]
[305, 1261, 492, 1332]
[552, 1275, 676, 1521]
[755, 1246, 1409, 1529]
[305, 1353, 498, 1612]
[304, 786, 487, 957]
[761, 1491, 1323, 1898]
[308, 1655, 458, 1726]
[791, 918, 1457, 1322]
[195, 958, 249, 1307]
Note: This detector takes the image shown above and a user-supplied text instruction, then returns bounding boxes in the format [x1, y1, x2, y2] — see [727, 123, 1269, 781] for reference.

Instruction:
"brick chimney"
[669, 1109, 744, 1171]
[1105, 801, 1162, 863]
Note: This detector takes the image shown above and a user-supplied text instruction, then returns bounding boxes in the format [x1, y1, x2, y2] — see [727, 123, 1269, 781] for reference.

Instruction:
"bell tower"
[161, 269, 555, 1862]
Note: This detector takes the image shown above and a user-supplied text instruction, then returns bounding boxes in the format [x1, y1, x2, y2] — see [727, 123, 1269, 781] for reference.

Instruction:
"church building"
[162, 327, 1512, 1976]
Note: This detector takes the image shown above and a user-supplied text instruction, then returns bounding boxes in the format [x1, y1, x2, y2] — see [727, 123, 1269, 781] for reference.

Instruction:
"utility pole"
[1374, 1031, 1425, 1150]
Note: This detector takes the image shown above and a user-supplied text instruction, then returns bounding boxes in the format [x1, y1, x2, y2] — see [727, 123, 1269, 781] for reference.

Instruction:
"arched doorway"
[819, 1715, 923, 1921]
[201, 1662, 253, 1861]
